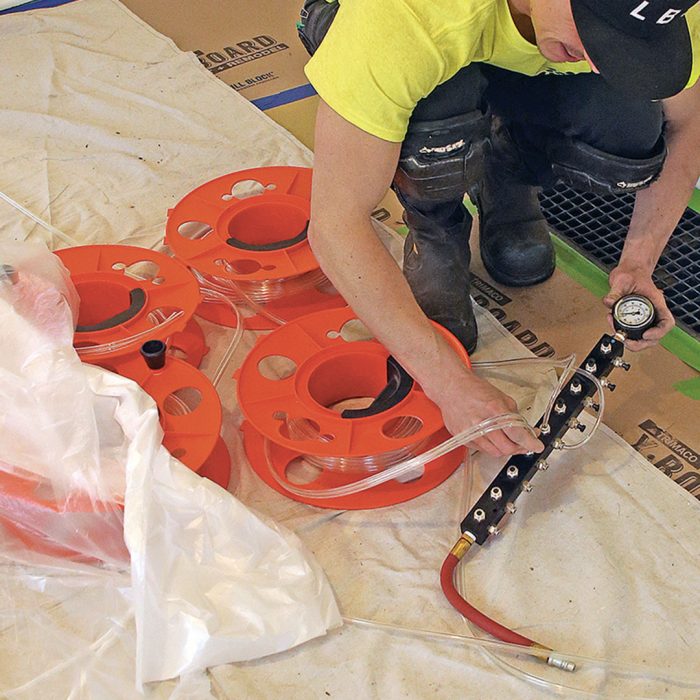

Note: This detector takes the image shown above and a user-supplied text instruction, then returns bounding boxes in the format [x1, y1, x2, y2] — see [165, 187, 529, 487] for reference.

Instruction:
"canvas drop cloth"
[0, 0, 699, 697]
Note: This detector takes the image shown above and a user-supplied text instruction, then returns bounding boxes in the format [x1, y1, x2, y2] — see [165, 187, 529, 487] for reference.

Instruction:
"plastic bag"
[0, 241, 125, 563]
[0, 241, 341, 695]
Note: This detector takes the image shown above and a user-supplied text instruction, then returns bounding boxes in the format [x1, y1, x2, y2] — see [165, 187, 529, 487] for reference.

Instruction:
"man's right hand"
[421, 355, 544, 457]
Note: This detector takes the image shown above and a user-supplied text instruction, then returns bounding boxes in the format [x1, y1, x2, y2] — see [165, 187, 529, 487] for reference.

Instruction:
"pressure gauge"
[612, 294, 656, 340]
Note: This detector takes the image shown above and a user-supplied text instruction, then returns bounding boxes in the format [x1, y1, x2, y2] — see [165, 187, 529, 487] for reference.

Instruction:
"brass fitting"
[450, 533, 475, 560]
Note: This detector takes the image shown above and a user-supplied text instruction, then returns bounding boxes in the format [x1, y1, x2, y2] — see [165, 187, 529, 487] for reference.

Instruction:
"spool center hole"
[227, 201, 307, 247]
[307, 354, 389, 414]
[75, 281, 132, 328]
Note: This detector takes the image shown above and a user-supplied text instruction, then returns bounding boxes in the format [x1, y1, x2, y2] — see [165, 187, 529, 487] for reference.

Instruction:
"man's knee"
[567, 82, 665, 158]
[545, 133, 667, 196]
[487, 70, 667, 195]
[508, 117, 667, 196]
[393, 109, 491, 203]
[546, 78, 667, 193]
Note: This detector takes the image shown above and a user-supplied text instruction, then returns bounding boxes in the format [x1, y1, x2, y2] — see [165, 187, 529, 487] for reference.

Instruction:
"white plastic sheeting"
[126, 424, 341, 684]
[0, 242, 126, 564]
[0, 1, 699, 698]
[0, 241, 340, 696]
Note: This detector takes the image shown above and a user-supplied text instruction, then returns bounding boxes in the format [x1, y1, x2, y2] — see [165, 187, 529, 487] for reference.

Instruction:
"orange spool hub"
[56, 245, 201, 363]
[164, 166, 346, 329]
[236, 308, 471, 509]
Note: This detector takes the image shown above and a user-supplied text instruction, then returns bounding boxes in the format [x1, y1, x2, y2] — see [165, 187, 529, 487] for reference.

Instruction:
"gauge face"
[612, 294, 656, 340]
[614, 296, 654, 327]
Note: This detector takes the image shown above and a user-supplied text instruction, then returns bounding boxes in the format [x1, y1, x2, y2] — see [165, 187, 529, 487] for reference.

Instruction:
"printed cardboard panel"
[122, 0, 310, 101]
[267, 96, 319, 149]
[468, 238, 700, 499]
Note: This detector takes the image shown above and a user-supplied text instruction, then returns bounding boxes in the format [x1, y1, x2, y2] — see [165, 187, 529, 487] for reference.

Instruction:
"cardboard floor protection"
[1, 1, 700, 698]
[120, 0, 308, 104]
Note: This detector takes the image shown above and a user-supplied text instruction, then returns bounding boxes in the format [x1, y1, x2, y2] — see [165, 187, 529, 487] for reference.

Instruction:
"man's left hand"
[603, 265, 675, 351]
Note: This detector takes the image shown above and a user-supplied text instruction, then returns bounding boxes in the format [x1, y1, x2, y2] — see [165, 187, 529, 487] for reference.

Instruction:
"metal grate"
[540, 185, 700, 338]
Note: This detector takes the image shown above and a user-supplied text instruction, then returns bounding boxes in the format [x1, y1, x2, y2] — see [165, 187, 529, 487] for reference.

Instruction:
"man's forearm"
[308, 215, 470, 397]
[623, 114, 700, 274]
[306, 100, 544, 454]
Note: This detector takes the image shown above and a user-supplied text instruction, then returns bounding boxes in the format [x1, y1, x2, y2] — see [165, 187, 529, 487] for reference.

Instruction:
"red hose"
[440, 552, 537, 647]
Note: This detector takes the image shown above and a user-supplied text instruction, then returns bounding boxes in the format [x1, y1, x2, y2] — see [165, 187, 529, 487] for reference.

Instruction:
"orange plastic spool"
[56, 245, 202, 363]
[236, 308, 471, 509]
[110, 342, 231, 490]
[164, 166, 346, 330]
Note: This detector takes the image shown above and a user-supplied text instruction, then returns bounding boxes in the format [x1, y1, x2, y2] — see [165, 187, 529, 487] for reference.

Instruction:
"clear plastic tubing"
[198, 283, 246, 389]
[196, 267, 328, 304]
[75, 310, 185, 358]
[197, 268, 324, 386]
[472, 355, 606, 449]
[192, 268, 331, 328]
[343, 616, 700, 696]
[265, 355, 606, 500]
[266, 413, 536, 500]
[0, 189, 80, 248]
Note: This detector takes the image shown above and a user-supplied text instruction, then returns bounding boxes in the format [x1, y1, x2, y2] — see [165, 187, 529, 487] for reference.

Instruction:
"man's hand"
[603, 265, 674, 351]
[427, 367, 545, 457]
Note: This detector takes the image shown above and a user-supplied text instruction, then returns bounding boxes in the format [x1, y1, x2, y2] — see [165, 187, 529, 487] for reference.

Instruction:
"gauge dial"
[612, 294, 656, 340]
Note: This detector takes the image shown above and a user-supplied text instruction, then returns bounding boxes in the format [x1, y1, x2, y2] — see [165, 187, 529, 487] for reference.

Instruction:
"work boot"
[399, 193, 478, 354]
[470, 119, 555, 287]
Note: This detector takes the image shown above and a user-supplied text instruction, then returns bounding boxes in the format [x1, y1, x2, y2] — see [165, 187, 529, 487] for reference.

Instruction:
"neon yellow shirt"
[305, 0, 700, 143]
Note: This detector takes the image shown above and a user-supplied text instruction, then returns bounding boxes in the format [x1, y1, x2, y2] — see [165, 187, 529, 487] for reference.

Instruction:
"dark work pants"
[401, 63, 665, 228]
[412, 64, 664, 159]
[409, 63, 664, 202]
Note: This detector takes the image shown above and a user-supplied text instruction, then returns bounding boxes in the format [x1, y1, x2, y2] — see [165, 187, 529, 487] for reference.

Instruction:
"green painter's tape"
[673, 377, 700, 400]
[551, 235, 700, 380]
[689, 188, 700, 214]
